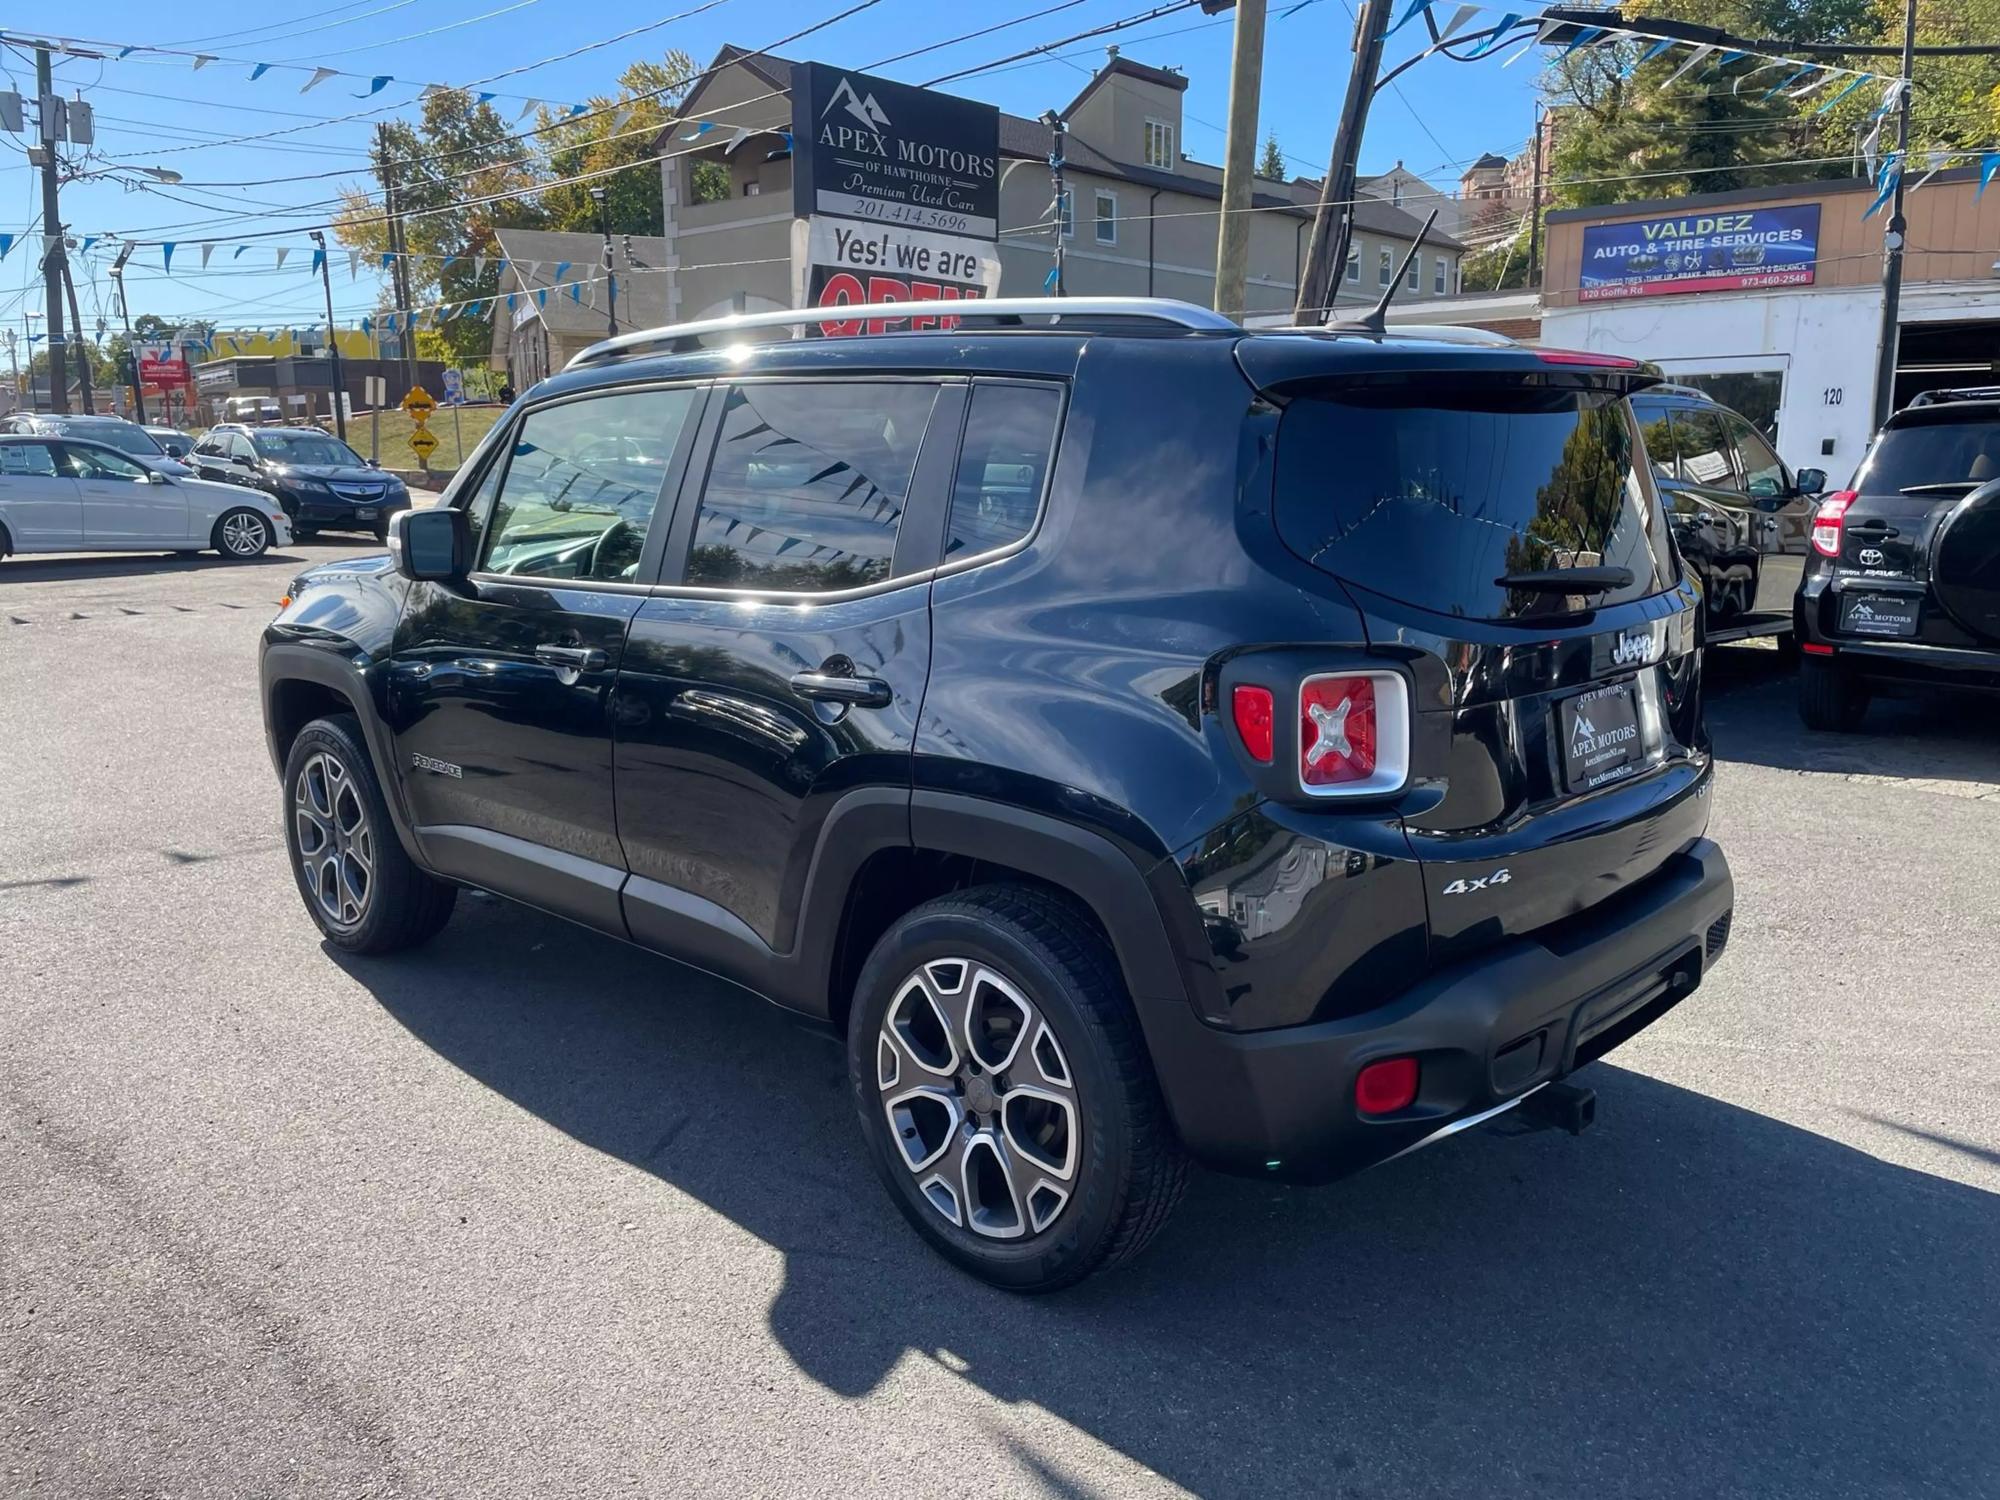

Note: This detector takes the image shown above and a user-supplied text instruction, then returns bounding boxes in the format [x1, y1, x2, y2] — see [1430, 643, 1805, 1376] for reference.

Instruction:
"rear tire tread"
[1798, 656, 1868, 731]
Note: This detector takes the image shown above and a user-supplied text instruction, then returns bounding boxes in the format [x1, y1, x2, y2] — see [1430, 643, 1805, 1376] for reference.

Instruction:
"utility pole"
[1295, 0, 1393, 322]
[1042, 110, 1068, 295]
[109, 245, 145, 424]
[1872, 0, 1918, 429]
[59, 257, 94, 414]
[378, 124, 418, 397]
[309, 230, 348, 440]
[1213, 0, 1269, 318]
[5, 331, 18, 402]
[1526, 105, 1545, 289]
[33, 47, 70, 414]
[590, 185, 618, 336]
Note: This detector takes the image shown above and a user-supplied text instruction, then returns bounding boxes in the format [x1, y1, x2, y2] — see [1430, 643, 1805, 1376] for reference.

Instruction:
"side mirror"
[145, 469, 169, 485]
[366, 458, 382, 469]
[392, 506, 470, 581]
[1794, 467, 1827, 497]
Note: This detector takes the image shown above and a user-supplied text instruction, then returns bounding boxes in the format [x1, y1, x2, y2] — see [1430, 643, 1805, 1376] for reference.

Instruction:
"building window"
[743, 181, 761, 197]
[1059, 189, 1074, 239]
[1094, 189, 1117, 244]
[1379, 248, 1393, 287]
[1144, 118, 1175, 170]
[1406, 254, 1419, 292]
[1346, 245, 1361, 284]
[689, 159, 730, 204]
[1434, 256, 1447, 295]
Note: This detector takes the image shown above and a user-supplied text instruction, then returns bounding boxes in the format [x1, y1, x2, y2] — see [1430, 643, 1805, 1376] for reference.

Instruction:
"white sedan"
[0, 435, 292, 562]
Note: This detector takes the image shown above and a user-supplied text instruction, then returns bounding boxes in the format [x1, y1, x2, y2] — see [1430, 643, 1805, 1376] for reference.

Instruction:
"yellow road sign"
[408, 427, 440, 459]
[401, 385, 437, 418]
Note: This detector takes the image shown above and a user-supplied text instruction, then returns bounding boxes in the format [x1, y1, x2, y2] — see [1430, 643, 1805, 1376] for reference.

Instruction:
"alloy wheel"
[293, 752, 374, 929]
[222, 513, 267, 556]
[877, 959, 1080, 1239]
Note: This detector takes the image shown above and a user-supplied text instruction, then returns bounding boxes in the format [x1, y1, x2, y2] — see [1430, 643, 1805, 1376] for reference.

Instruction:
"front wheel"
[282, 713, 456, 953]
[213, 508, 272, 559]
[848, 885, 1188, 1292]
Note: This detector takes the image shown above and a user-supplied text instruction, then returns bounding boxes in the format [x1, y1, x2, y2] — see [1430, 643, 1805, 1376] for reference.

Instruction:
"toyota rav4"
[259, 298, 1734, 1291]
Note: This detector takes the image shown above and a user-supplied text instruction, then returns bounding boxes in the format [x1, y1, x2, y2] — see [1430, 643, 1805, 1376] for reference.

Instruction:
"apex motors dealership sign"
[1578, 204, 1821, 301]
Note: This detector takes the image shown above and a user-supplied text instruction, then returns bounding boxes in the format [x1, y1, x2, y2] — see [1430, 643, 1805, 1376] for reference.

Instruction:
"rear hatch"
[1821, 404, 2000, 646]
[1249, 342, 1711, 966]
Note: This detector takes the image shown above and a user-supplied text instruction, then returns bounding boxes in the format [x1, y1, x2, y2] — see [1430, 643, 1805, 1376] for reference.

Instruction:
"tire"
[0, 521, 11, 564]
[1798, 656, 1869, 731]
[848, 884, 1188, 1292]
[281, 713, 456, 954]
[212, 508, 272, 560]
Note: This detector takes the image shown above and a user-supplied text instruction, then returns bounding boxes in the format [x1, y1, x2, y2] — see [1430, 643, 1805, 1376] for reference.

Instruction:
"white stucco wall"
[1541, 284, 1885, 483]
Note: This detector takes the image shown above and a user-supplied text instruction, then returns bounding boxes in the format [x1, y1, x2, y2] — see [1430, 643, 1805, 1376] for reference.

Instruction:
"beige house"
[634, 46, 1461, 329]
[489, 230, 675, 388]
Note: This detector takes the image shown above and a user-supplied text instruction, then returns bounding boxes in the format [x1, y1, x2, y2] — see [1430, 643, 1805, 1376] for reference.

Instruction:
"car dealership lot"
[3, 547, 1996, 1499]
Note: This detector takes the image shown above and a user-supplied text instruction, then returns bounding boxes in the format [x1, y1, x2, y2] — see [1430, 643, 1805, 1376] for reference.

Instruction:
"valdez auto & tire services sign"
[1578, 204, 1821, 301]
[791, 62, 999, 237]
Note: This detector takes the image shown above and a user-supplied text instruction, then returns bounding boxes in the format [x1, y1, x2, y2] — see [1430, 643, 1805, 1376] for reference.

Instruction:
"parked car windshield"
[1858, 408, 2000, 494]
[50, 420, 164, 458]
[251, 431, 364, 467]
[1273, 384, 1675, 620]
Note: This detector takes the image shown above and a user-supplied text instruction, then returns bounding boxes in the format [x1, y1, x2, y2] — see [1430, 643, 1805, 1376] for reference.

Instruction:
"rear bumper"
[1795, 575, 2000, 689]
[1139, 839, 1733, 1182]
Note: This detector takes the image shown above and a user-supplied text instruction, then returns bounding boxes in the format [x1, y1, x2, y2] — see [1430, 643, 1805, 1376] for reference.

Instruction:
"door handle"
[535, 644, 608, 671]
[789, 671, 892, 708]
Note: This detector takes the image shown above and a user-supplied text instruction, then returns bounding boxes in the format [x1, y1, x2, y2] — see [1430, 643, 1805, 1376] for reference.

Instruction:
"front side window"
[946, 384, 1062, 560]
[684, 382, 939, 593]
[1095, 190, 1117, 245]
[1728, 417, 1787, 497]
[228, 434, 258, 463]
[1671, 409, 1742, 493]
[480, 386, 697, 582]
[63, 444, 149, 481]
[1144, 118, 1175, 169]
[0, 441, 58, 476]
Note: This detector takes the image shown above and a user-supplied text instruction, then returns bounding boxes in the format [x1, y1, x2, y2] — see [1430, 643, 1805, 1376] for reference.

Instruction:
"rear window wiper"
[1898, 481, 1981, 495]
[1496, 566, 1636, 594]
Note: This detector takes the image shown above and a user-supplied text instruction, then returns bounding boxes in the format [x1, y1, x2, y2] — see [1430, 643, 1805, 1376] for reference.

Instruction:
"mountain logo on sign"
[823, 76, 890, 130]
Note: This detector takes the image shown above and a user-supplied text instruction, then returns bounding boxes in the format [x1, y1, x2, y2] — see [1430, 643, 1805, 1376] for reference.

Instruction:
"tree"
[535, 54, 699, 235]
[1259, 131, 1286, 180]
[1460, 231, 1533, 290]
[334, 89, 544, 362]
[1812, 0, 2000, 166]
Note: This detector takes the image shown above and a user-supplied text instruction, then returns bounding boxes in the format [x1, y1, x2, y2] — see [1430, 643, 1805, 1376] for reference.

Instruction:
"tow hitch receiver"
[1520, 1081, 1597, 1136]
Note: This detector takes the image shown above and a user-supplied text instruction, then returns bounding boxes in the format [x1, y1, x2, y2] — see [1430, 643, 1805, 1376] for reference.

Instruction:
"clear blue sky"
[2, 0, 1541, 338]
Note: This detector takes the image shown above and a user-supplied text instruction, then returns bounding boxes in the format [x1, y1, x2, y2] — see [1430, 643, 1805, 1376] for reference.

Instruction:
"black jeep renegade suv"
[259, 299, 1734, 1291]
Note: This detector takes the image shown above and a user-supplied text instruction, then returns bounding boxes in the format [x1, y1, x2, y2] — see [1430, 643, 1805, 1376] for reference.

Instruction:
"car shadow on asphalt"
[333, 896, 2000, 1497]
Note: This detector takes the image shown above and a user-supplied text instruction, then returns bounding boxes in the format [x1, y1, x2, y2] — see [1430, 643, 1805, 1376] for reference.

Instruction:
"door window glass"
[480, 386, 697, 581]
[0, 442, 59, 477]
[1670, 409, 1742, 492]
[685, 382, 938, 592]
[945, 384, 1061, 560]
[62, 445, 149, 481]
[1728, 417, 1786, 497]
[228, 434, 258, 463]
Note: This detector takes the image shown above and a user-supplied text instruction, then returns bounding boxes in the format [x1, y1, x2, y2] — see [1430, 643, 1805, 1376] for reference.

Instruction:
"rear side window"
[480, 386, 697, 582]
[1859, 409, 2000, 493]
[945, 383, 1061, 560]
[684, 382, 938, 592]
[0, 442, 58, 476]
[1273, 386, 1674, 621]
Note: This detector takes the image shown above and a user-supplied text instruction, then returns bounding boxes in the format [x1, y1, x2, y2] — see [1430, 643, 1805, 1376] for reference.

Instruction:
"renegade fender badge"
[412, 753, 463, 778]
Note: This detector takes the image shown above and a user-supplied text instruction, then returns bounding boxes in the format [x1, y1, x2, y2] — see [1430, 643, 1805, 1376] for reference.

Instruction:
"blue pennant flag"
[1863, 161, 1901, 218]
[566, 103, 588, 118]
[682, 121, 714, 141]
[1980, 151, 2000, 198]
[161, 242, 176, 271]
[507, 293, 518, 312]
[536, 288, 547, 307]
[1814, 75, 1868, 114]
[385, 313, 398, 333]
[494, 259, 508, 278]
[360, 317, 372, 334]
[780, 131, 794, 152]
[250, 63, 273, 81]
[1464, 17, 1521, 59]
[235, 244, 250, 259]
[118, 46, 136, 58]
[1636, 37, 1676, 65]
[81, 236, 98, 253]
[477, 92, 496, 104]
[568, 282, 581, 302]
[1043, 265, 1059, 292]
[0, 233, 11, 260]
[1384, 0, 1433, 38]
[553, 260, 571, 281]
[1764, 66, 1813, 100]
[1717, 50, 1745, 67]
[441, 255, 459, 272]
[1558, 26, 1603, 57]
[311, 248, 325, 274]
[357, 76, 392, 98]
[381, 252, 396, 270]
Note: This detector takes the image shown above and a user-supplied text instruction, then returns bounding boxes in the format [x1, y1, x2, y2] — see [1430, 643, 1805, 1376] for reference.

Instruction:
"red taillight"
[1231, 684, 1275, 763]
[1300, 675, 1378, 788]
[1538, 348, 1640, 369]
[1355, 1057, 1420, 1115]
[1811, 490, 1857, 558]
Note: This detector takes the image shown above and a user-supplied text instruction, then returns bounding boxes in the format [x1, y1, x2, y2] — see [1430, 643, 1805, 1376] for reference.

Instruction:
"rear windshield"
[1273, 386, 1675, 621]
[1859, 408, 2000, 494]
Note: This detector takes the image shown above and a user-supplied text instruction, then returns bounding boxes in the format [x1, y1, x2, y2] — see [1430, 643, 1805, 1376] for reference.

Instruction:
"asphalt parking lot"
[3, 542, 1997, 1499]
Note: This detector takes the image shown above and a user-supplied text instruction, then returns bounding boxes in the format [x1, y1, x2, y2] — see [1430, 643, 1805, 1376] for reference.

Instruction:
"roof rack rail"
[1908, 385, 2000, 408]
[1649, 382, 1715, 400]
[565, 296, 1239, 370]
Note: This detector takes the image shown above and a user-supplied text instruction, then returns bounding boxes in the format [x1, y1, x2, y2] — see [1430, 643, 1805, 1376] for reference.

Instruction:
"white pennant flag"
[522, 260, 541, 285]
[473, 254, 487, 279]
[1658, 44, 1716, 91]
[302, 67, 337, 94]
[421, 84, 448, 99]
[611, 106, 633, 134]
[725, 125, 752, 152]
[200, 243, 216, 268]
[1791, 68, 1838, 98]
[193, 54, 216, 71]
[275, 247, 289, 270]
[349, 247, 362, 280]
[1909, 148, 1952, 193]
[516, 98, 541, 123]
[1435, 5, 1481, 43]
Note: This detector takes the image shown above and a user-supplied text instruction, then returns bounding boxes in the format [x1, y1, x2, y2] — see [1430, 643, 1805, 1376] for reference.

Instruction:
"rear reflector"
[1355, 1057, 1420, 1115]
[1801, 641, 1835, 656]
[1811, 490, 1857, 558]
[1298, 670, 1409, 797]
[1231, 684, 1275, 763]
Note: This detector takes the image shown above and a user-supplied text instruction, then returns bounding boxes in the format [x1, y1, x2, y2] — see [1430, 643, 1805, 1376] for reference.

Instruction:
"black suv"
[1631, 385, 1825, 642]
[194, 423, 410, 539]
[259, 299, 1734, 1290]
[1795, 387, 2000, 729]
